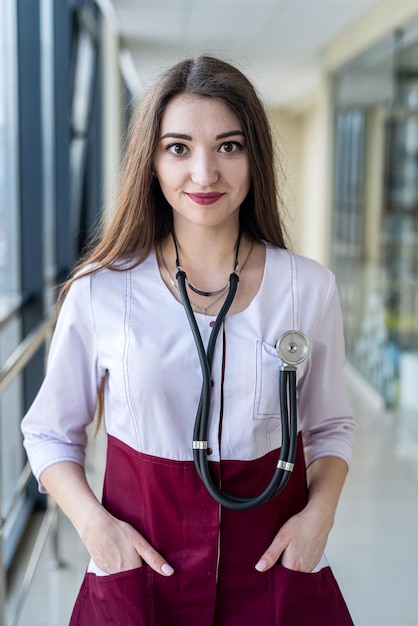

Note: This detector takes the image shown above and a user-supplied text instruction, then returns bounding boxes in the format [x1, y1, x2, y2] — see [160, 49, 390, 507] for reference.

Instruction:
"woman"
[22, 55, 356, 625]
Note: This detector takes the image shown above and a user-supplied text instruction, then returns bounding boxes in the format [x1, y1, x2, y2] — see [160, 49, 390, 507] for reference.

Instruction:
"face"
[153, 94, 251, 232]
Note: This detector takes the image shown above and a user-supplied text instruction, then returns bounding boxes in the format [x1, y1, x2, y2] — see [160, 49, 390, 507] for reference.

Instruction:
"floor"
[6, 365, 418, 626]
[327, 366, 418, 626]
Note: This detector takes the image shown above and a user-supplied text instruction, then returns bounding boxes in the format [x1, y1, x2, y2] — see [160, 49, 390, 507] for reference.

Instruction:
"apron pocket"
[70, 566, 149, 626]
[272, 564, 354, 626]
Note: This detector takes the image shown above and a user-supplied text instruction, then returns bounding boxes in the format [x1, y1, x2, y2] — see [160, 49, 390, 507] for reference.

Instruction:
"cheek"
[225, 160, 250, 187]
[154, 167, 175, 193]
[155, 159, 184, 190]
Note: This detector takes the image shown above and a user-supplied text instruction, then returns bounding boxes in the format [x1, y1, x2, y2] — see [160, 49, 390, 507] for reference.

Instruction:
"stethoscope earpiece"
[276, 331, 310, 368]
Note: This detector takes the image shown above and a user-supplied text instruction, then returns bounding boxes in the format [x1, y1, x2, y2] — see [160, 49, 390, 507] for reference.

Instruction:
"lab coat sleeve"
[21, 274, 104, 492]
[298, 272, 357, 468]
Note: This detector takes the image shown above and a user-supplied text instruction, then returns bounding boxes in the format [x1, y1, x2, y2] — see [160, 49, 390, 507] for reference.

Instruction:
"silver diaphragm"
[275, 331, 310, 367]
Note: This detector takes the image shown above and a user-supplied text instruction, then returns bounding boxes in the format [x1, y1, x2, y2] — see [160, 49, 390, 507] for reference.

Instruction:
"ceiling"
[102, 0, 382, 107]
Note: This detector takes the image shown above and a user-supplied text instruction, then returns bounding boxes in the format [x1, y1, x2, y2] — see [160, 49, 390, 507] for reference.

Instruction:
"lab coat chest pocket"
[253, 341, 283, 420]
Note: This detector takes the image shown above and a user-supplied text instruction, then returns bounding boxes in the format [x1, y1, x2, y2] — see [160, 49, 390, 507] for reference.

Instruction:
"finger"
[255, 535, 288, 572]
[135, 535, 174, 577]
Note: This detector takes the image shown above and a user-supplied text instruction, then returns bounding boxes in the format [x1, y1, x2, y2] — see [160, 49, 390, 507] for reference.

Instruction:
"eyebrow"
[160, 130, 245, 141]
[216, 130, 245, 140]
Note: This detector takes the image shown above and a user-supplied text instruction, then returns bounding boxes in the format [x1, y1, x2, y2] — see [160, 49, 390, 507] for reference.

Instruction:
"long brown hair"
[62, 55, 287, 296]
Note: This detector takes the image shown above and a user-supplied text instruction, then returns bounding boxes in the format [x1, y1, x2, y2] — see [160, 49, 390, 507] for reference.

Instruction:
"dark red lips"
[186, 192, 224, 205]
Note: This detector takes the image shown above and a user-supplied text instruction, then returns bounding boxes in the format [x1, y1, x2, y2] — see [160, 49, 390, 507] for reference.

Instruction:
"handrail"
[0, 315, 56, 392]
[0, 311, 57, 626]
[0, 462, 32, 531]
[0, 295, 31, 333]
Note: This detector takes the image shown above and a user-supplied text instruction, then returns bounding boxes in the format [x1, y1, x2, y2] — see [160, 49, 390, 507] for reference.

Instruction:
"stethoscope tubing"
[176, 267, 298, 510]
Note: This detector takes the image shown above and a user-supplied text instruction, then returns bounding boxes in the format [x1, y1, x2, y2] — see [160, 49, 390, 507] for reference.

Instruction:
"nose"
[190, 150, 219, 187]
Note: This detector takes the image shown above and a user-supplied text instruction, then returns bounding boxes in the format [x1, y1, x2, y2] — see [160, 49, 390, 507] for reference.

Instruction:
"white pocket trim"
[311, 552, 329, 573]
[87, 558, 110, 577]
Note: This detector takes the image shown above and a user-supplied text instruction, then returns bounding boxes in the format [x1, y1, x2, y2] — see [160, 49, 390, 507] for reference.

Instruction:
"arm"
[41, 461, 174, 576]
[255, 456, 347, 572]
[22, 276, 173, 577]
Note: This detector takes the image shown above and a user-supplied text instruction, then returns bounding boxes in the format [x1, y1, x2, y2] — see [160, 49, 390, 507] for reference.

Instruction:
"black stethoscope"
[174, 235, 310, 510]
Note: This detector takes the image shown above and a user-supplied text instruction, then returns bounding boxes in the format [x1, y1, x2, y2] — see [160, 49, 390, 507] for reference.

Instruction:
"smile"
[186, 192, 224, 205]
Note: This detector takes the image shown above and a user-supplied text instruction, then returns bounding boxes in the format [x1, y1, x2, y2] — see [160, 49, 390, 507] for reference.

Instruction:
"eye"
[166, 143, 189, 156]
[218, 141, 242, 154]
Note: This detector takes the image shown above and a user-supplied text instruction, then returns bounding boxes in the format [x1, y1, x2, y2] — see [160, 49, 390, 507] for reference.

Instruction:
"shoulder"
[266, 245, 335, 289]
[67, 252, 156, 305]
[70, 256, 146, 290]
[61, 263, 128, 315]
[265, 245, 338, 324]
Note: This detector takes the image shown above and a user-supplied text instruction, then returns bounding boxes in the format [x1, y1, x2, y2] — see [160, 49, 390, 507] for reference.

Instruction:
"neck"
[157, 224, 260, 316]
[160, 225, 242, 296]
[171, 223, 241, 273]
[174, 230, 240, 272]
[172, 229, 241, 298]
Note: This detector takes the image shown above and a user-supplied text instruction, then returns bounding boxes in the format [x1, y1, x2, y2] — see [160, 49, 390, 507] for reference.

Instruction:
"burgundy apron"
[70, 434, 353, 625]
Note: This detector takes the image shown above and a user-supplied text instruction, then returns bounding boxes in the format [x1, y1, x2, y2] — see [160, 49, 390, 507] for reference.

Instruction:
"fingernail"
[255, 559, 268, 572]
[161, 563, 174, 576]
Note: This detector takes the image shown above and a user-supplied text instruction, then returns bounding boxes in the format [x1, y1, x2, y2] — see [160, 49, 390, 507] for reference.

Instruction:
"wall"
[269, 78, 334, 267]
[268, 109, 302, 252]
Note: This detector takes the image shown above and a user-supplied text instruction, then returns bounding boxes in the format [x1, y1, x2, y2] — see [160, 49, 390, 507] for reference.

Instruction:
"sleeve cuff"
[24, 440, 86, 493]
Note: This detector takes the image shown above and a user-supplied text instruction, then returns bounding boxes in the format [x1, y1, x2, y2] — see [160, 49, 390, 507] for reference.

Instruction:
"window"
[332, 25, 418, 407]
[0, 0, 20, 298]
[333, 109, 365, 259]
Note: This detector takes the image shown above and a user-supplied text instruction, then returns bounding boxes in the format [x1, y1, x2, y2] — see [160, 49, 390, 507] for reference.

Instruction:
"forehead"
[160, 94, 243, 134]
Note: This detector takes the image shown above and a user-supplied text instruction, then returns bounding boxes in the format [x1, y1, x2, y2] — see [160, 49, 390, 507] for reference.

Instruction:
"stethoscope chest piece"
[276, 330, 310, 368]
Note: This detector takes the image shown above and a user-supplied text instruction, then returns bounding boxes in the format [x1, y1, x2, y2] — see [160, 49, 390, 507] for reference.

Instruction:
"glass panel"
[70, 22, 97, 247]
[0, 0, 26, 569]
[332, 23, 418, 410]
[41, 0, 57, 310]
[334, 36, 395, 109]
[0, 0, 20, 298]
[333, 109, 365, 258]
[0, 318, 24, 567]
